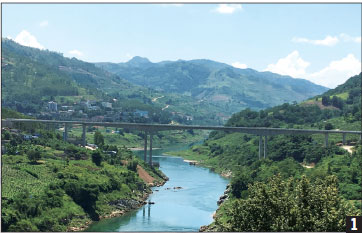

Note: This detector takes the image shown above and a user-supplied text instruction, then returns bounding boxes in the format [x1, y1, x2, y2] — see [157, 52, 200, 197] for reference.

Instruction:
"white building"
[48, 101, 58, 112]
[102, 102, 112, 108]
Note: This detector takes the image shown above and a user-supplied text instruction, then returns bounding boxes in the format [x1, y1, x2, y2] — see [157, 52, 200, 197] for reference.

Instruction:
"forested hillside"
[169, 73, 362, 231]
[96, 57, 328, 113]
[1, 118, 167, 231]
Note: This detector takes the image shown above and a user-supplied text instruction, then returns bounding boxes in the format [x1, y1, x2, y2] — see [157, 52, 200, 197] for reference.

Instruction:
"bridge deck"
[3, 118, 361, 165]
[3, 118, 361, 136]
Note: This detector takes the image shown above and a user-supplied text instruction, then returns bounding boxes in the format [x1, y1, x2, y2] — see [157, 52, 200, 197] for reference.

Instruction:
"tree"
[94, 131, 104, 148]
[322, 96, 331, 106]
[230, 170, 252, 198]
[331, 96, 344, 109]
[27, 149, 42, 163]
[325, 122, 334, 130]
[127, 160, 138, 172]
[216, 175, 358, 232]
[91, 150, 102, 166]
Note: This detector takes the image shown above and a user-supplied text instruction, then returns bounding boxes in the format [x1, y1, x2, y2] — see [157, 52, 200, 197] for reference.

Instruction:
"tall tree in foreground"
[216, 175, 359, 232]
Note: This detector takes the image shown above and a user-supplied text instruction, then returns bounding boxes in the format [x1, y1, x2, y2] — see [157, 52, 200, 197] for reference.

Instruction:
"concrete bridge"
[3, 118, 361, 165]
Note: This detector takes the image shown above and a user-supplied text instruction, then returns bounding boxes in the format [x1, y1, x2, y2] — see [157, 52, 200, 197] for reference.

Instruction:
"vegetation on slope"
[97, 57, 328, 113]
[1, 39, 225, 125]
[1, 123, 166, 231]
[169, 74, 362, 231]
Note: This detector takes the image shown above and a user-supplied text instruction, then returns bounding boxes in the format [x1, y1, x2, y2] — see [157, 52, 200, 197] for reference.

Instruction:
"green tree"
[218, 175, 358, 232]
[322, 96, 331, 106]
[8, 219, 39, 231]
[91, 150, 103, 166]
[325, 122, 334, 130]
[27, 149, 42, 163]
[94, 131, 104, 148]
[127, 160, 138, 172]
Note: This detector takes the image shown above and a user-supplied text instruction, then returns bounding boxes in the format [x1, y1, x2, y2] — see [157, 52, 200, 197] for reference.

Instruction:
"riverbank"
[68, 166, 168, 232]
[164, 150, 232, 178]
[84, 146, 230, 231]
[164, 147, 233, 231]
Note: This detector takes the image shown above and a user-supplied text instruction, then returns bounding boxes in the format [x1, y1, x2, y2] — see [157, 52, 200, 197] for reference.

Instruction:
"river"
[86, 144, 229, 231]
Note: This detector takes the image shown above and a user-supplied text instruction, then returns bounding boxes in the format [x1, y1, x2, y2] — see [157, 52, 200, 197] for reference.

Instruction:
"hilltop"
[96, 57, 328, 113]
[1, 39, 225, 125]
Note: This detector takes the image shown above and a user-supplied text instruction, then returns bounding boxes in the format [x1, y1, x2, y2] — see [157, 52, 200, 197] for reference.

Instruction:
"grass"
[333, 92, 349, 100]
[1, 162, 57, 199]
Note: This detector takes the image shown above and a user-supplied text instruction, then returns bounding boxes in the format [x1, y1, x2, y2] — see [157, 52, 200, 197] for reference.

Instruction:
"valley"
[1, 38, 361, 232]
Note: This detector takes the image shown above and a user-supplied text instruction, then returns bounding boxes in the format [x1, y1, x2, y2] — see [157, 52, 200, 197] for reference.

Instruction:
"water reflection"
[86, 145, 229, 232]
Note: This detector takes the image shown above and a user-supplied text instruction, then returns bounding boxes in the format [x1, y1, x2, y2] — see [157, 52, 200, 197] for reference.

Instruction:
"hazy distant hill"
[1, 39, 226, 125]
[96, 57, 328, 112]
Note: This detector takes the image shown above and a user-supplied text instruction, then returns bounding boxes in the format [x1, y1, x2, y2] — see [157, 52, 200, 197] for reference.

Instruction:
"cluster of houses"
[37, 100, 151, 123]
[1, 128, 41, 154]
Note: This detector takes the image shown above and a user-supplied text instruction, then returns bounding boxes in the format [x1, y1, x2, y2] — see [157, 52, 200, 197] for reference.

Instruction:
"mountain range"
[2, 38, 329, 124]
[96, 56, 328, 113]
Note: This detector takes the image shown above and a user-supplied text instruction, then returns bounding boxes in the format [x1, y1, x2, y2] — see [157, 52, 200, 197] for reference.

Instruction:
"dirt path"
[162, 105, 169, 111]
[341, 145, 354, 154]
[152, 95, 164, 102]
[136, 165, 155, 184]
[122, 160, 155, 184]
[301, 163, 315, 169]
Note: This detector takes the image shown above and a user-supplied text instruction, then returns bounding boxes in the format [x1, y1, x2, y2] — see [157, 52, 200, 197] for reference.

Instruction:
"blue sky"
[2, 3, 361, 88]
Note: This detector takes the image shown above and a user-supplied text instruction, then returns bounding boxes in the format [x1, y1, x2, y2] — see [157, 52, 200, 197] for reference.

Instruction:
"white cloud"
[264, 50, 310, 78]
[308, 54, 361, 88]
[126, 53, 132, 59]
[15, 30, 44, 49]
[232, 62, 247, 69]
[292, 35, 339, 46]
[39, 20, 49, 27]
[68, 50, 83, 57]
[265, 51, 361, 88]
[214, 4, 242, 14]
[339, 33, 361, 43]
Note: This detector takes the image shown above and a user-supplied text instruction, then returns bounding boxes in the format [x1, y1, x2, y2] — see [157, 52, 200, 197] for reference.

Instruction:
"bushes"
[219, 175, 359, 232]
[8, 219, 39, 231]
[27, 148, 42, 163]
[127, 160, 138, 172]
[92, 150, 103, 166]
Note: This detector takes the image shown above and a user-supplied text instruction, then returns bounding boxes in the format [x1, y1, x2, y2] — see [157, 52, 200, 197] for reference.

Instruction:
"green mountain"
[170, 73, 361, 231]
[1, 39, 225, 125]
[96, 57, 328, 113]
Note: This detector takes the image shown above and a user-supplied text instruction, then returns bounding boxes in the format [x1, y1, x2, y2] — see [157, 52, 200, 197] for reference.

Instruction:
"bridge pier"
[149, 133, 153, 166]
[342, 133, 346, 145]
[82, 124, 86, 147]
[264, 136, 267, 158]
[259, 135, 262, 159]
[63, 123, 68, 141]
[324, 133, 329, 147]
[144, 132, 148, 162]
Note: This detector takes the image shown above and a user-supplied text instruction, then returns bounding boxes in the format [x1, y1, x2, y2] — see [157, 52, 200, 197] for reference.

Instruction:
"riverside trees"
[218, 175, 359, 232]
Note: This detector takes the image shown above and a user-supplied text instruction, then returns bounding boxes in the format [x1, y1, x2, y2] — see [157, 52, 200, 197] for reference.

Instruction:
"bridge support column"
[149, 133, 153, 166]
[259, 135, 262, 159]
[324, 133, 329, 147]
[63, 124, 68, 141]
[342, 133, 346, 145]
[82, 124, 86, 147]
[264, 136, 267, 159]
[144, 132, 148, 162]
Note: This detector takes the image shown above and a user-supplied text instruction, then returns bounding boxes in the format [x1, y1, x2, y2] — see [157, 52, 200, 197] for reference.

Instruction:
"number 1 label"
[351, 218, 358, 231]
